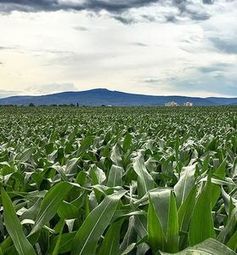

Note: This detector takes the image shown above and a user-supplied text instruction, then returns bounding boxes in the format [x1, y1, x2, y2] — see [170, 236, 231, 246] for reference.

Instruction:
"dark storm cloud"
[0, 0, 215, 15]
[0, 0, 159, 12]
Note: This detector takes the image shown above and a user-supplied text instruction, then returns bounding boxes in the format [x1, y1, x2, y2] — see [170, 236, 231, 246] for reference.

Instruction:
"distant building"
[165, 101, 179, 107]
[184, 102, 193, 106]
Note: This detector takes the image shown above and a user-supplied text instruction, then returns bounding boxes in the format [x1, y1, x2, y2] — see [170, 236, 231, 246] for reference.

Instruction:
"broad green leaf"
[58, 201, 78, 219]
[1, 189, 36, 255]
[50, 232, 76, 254]
[89, 165, 106, 185]
[188, 179, 215, 246]
[71, 191, 125, 255]
[218, 207, 237, 244]
[149, 189, 170, 233]
[174, 164, 196, 208]
[178, 186, 197, 249]
[133, 154, 156, 197]
[226, 229, 237, 251]
[120, 216, 137, 253]
[111, 144, 123, 166]
[147, 194, 166, 251]
[148, 190, 179, 252]
[107, 165, 123, 187]
[98, 220, 123, 255]
[123, 133, 133, 152]
[78, 136, 93, 155]
[134, 214, 148, 239]
[30, 182, 72, 235]
[65, 158, 79, 175]
[166, 191, 179, 253]
[160, 238, 236, 255]
[209, 159, 226, 208]
[52, 222, 65, 255]
[15, 148, 33, 162]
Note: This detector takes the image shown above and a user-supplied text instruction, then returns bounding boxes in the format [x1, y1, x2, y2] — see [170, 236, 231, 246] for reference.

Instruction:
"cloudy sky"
[0, 0, 236, 97]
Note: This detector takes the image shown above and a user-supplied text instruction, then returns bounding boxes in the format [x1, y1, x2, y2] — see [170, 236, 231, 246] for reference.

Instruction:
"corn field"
[0, 106, 237, 255]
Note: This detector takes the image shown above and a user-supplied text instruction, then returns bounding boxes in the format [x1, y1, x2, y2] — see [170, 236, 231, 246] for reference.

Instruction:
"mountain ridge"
[0, 88, 236, 106]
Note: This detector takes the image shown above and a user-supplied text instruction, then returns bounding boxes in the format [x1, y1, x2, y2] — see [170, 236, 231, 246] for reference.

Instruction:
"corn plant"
[0, 106, 236, 254]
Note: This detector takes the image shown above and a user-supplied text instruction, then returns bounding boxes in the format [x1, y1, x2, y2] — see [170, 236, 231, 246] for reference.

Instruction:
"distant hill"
[0, 88, 236, 106]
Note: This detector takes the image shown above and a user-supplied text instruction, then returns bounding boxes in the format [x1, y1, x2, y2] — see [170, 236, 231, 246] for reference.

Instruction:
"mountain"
[0, 88, 236, 106]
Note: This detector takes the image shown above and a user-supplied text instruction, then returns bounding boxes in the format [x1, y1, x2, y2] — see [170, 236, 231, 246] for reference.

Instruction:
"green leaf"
[15, 148, 34, 162]
[178, 186, 197, 249]
[50, 232, 76, 254]
[1, 188, 36, 255]
[209, 159, 226, 208]
[226, 229, 237, 251]
[52, 222, 65, 255]
[149, 189, 170, 234]
[188, 179, 215, 246]
[111, 144, 123, 166]
[174, 164, 196, 208]
[148, 189, 178, 252]
[78, 136, 93, 155]
[133, 154, 156, 197]
[98, 219, 123, 255]
[218, 207, 237, 245]
[58, 201, 78, 219]
[147, 194, 166, 252]
[120, 216, 137, 253]
[65, 158, 79, 175]
[30, 182, 72, 235]
[107, 165, 123, 187]
[166, 191, 179, 253]
[71, 191, 125, 255]
[160, 238, 236, 255]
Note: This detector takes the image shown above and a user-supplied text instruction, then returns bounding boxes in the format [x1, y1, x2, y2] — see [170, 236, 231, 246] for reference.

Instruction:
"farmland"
[0, 106, 237, 255]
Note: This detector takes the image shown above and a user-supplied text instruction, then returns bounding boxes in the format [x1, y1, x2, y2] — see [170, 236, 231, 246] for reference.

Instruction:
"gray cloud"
[0, 0, 158, 12]
[131, 42, 149, 47]
[73, 26, 89, 31]
[0, 46, 15, 50]
[113, 15, 136, 25]
[0, 0, 217, 22]
[143, 77, 160, 84]
[198, 63, 232, 73]
[210, 38, 237, 55]
[176, 79, 237, 96]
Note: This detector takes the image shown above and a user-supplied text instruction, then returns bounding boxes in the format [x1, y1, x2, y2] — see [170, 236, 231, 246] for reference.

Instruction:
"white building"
[184, 102, 193, 106]
[165, 101, 179, 107]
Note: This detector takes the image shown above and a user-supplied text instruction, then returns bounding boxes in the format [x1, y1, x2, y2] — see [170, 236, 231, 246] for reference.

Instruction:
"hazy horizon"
[0, 0, 236, 98]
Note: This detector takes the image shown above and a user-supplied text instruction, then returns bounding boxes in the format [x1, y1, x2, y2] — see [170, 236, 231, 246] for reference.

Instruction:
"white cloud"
[25, 83, 77, 95]
[0, 0, 236, 96]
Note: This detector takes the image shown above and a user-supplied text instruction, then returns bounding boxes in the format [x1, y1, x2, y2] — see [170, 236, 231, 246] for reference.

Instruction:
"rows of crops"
[0, 106, 236, 255]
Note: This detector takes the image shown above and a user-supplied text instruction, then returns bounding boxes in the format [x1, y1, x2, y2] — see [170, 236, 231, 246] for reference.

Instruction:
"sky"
[0, 0, 236, 98]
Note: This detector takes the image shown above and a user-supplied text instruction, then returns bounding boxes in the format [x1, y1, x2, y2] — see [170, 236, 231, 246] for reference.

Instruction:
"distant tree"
[77, 103, 79, 107]
[29, 103, 35, 107]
